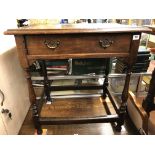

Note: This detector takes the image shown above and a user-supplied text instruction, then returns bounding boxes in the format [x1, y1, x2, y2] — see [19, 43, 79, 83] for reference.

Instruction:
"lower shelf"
[37, 97, 119, 126]
[40, 97, 116, 118]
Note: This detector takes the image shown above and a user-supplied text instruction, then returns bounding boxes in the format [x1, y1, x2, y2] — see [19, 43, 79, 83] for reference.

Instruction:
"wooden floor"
[19, 96, 140, 135]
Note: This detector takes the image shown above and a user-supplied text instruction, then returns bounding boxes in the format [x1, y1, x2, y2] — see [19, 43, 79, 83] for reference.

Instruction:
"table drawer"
[26, 34, 131, 56]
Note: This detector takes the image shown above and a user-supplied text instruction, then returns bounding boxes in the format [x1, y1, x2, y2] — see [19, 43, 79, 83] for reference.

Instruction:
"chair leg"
[142, 68, 155, 113]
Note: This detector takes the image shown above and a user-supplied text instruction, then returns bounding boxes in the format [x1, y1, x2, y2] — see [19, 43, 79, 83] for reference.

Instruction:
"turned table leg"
[102, 59, 110, 99]
[116, 66, 132, 131]
[40, 60, 52, 102]
[24, 68, 42, 134]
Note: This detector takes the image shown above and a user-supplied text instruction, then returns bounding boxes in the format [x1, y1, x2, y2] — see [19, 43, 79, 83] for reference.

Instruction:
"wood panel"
[4, 23, 151, 35]
[4, 23, 148, 134]
[26, 34, 131, 56]
[19, 96, 139, 135]
[40, 97, 109, 118]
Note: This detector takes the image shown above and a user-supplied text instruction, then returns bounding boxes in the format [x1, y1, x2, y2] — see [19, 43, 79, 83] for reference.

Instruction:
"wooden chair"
[127, 66, 155, 135]
[127, 91, 148, 134]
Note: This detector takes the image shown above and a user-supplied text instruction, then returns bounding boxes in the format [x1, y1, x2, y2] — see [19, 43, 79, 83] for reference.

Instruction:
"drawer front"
[26, 34, 131, 56]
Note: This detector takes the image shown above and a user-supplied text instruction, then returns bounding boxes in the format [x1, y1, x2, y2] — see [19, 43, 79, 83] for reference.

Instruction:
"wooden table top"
[4, 23, 151, 35]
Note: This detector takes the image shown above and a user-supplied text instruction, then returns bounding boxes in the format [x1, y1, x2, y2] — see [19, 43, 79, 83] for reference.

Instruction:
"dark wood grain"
[4, 23, 146, 134]
[27, 53, 130, 60]
[14, 35, 29, 68]
[127, 32, 142, 66]
[15, 35, 36, 104]
[4, 23, 151, 35]
[25, 34, 131, 56]
[115, 33, 142, 130]
[40, 97, 107, 117]
[19, 96, 139, 135]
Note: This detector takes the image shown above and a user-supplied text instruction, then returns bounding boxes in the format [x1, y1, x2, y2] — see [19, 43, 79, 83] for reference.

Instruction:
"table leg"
[102, 59, 110, 99]
[116, 66, 131, 131]
[24, 68, 42, 134]
[33, 103, 42, 134]
[40, 60, 52, 102]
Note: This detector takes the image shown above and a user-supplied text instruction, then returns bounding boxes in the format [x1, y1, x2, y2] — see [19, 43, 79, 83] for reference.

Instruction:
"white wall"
[0, 19, 31, 134]
[0, 19, 16, 55]
[0, 48, 31, 134]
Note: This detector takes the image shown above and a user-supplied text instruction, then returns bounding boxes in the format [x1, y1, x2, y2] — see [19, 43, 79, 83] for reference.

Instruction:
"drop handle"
[44, 40, 60, 49]
[99, 39, 114, 49]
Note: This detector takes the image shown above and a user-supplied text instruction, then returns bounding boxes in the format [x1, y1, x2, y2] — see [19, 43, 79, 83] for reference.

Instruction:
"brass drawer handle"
[44, 40, 60, 49]
[99, 39, 114, 49]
